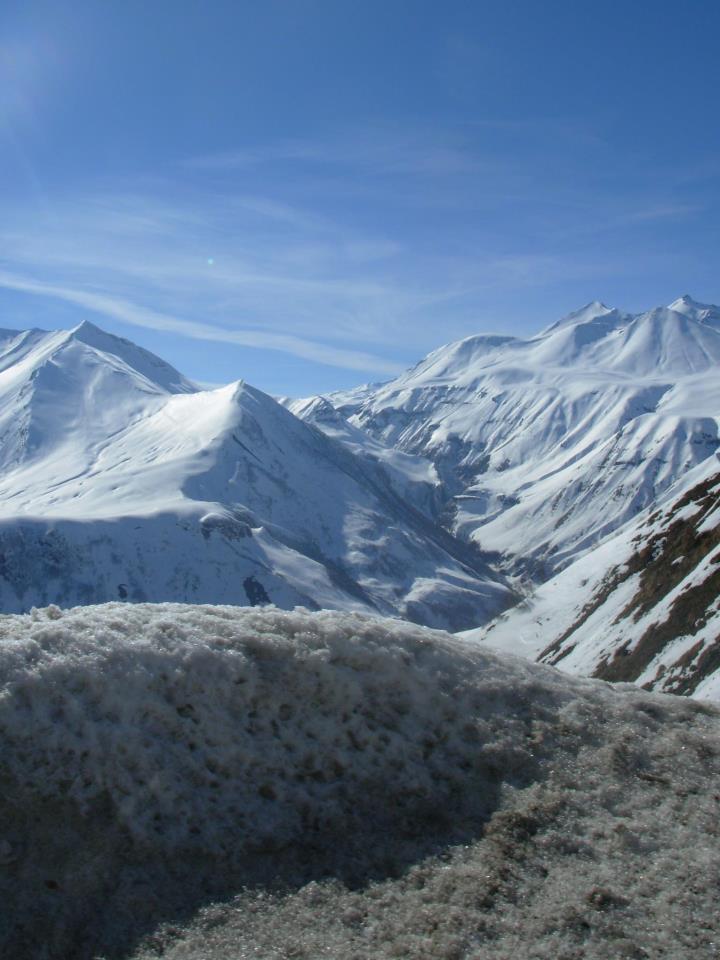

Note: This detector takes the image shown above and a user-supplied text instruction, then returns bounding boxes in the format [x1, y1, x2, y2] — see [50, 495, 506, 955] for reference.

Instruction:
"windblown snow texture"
[0, 604, 717, 959]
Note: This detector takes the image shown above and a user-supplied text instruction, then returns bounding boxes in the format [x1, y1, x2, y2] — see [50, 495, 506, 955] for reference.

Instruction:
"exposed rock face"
[542, 469, 720, 697]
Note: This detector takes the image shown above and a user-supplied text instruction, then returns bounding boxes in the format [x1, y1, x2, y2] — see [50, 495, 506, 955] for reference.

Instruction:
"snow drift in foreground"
[0, 604, 718, 960]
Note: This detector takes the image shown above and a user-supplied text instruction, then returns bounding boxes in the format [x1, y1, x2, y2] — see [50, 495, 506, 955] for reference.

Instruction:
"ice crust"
[0, 603, 719, 959]
[0, 602, 540, 853]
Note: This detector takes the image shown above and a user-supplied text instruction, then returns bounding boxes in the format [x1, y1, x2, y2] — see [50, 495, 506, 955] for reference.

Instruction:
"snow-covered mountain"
[0, 320, 513, 629]
[320, 296, 720, 577]
[290, 295, 720, 696]
[476, 456, 720, 699]
[0, 296, 717, 695]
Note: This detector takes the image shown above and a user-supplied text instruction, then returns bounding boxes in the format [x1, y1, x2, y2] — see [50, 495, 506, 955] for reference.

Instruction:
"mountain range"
[0, 295, 717, 696]
[294, 294, 720, 698]
[0, 319, 512, 630]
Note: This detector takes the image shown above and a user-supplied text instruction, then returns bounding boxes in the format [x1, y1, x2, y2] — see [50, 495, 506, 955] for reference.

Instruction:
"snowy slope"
[284, 295, 720, 696]
[323, 298, 720, 578]
[0, 321, 513, 628]
[0, 321, 196, 475]
[669, 292, 720, 327]
[280, 393, 442, 516]
[0, 298, 716, 679]
[1, 603, 718, 959]
[477, 457, 720, 700]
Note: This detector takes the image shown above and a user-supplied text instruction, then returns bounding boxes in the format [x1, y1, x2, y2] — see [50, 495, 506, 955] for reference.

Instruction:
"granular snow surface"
[0, 603, 718, 960]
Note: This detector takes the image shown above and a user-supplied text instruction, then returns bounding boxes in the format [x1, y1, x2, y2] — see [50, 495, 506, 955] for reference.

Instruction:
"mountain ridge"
[292, 294, 720, 697]
[316, 296, 720, 574]
[0, 296, 717, 696]
[0, 318, 515, 629]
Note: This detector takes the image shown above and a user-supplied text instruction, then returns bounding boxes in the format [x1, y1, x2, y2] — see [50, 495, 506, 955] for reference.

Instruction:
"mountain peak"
[70, 318, 105, 338]
[669, 293, 715, 311]
[584, 299, 611, 312]
[668, 294, 720, 327]
[65, 319, 197, 394]
[541, 299, 619, 336]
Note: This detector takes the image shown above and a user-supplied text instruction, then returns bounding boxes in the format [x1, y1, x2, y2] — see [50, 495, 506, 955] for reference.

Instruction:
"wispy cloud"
[185, 127, 489, 178]
[0, 122, 712, 384]
[0, 186, 419, 346]
[619, 202, 702, 224]
[0, 271, 404, 374]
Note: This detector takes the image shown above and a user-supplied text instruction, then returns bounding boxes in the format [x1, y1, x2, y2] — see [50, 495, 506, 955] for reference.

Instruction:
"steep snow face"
[0, 322, 513, 628]
[591, 307, 720, 375]
[478, 458, 720, 700]
[330, 298, 720, 576]
[0, 321, 196, 474]
[281, 393, 441, 517]
[0, 604, 718, 960]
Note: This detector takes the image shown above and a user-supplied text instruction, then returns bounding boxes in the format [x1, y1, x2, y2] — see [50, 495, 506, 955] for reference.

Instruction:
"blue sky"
[0, 0, 718, 395]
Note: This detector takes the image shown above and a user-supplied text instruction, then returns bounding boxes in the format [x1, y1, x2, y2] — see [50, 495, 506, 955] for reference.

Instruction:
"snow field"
[0, 321, 513, 630]
[333, 296, 720, 576]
